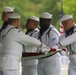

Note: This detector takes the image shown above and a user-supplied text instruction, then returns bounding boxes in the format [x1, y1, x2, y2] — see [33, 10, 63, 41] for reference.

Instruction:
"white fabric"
[59, 33, 69, 65]
[22, 65, 37, 75]
[37, 44, 50, 53]
[0, 25, 42, 70]
[40, 12, 52, 19]
[0, 70, 20, 75]
[60, 32, 76, 47]
[68, 55, 76, 75]
[59, 25, 76, 75]
[8, 13, 21, 19]
[59, 15, 73, 23]
[28, 16, 39, 22]
[33, 25, 61, 75]
[38, 59, 61, 75]
[22, 28, 39, 75]
[2, 6, 14, 12]
[22, 28, 39, 65]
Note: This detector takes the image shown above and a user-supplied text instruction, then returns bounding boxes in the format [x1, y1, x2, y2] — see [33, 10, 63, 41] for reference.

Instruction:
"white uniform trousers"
[68, 55, 76, 75]
[0, 70, 20, 75]
[22, 65, 38, 75]
[38, 59, 61, 75]
[68, 68, 76, 75]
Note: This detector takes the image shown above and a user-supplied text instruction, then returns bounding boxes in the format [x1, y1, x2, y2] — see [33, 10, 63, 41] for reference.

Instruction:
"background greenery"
[0, 0, 76, 31]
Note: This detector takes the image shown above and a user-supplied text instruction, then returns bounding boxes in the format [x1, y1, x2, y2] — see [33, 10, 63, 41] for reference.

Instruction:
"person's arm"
[15, 30, 50, 53]
[58, 32, 76, 47]
[15, 30, 41, 47]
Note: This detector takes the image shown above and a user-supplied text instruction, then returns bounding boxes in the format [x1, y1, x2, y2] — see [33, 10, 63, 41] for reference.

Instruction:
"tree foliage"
[0, 0, 41, 29]
[63, 0, 76, 21]
[0, 0, 76, 30]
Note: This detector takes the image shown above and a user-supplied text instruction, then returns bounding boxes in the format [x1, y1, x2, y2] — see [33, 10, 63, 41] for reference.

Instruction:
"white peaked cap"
[28, 16, 39, 22]
[40, 12, 53, 19]
[59, 15, 73, 22]
[8, 13, 21, 19]
[2, 6, 14, 12]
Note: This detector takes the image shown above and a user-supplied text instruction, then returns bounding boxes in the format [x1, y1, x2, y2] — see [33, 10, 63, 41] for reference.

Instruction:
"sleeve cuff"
[58, 42, 62, 47]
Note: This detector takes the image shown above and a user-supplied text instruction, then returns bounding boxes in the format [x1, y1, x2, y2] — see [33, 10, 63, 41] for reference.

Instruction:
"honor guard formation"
[1, 6, 76, 75]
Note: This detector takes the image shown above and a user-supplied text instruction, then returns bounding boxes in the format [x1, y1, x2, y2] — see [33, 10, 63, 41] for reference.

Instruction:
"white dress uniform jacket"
[22, 28, 39, 75]
[33, 25, 61, 75]
[0, 25, 42, 71]
[22, 28, 39, 65]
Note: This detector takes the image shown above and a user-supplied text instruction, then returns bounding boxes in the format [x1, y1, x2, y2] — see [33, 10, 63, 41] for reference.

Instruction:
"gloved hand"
[59, 48, 67, 55]
[37, 44, 50, 54]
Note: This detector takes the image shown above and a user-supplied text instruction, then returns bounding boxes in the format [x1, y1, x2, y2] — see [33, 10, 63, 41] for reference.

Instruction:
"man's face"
[26, 19, 36, 30]
[2, 12, 8, 21]
[39, 18, 51, 28]
[62, 19, 74, 31]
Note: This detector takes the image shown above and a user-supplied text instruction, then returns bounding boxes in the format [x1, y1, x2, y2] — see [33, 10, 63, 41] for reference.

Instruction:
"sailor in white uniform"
[22, 16, 39, 75]
[0, 6, 14, 51]
[33, 12, 61, 75]
[58, 15, 76, 75]
[0, 6, 14, 31]
[0, 13, 50, 75]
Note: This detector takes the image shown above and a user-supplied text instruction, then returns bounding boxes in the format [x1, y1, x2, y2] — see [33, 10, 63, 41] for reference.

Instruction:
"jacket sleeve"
[15, 30, 50, 53]
[15, 30, 41, 47]
[59, 32, 76, 46]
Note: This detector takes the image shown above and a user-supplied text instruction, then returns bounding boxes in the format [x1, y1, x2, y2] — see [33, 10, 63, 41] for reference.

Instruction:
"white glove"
[59, 48, 67, 55]
[60, 50, 66, 56]
[37, 44, 50, 54]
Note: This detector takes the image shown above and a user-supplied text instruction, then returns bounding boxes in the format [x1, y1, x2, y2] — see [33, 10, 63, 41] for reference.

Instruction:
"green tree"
[0, 0, 76, 30]
[63, 0, 76, 21]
